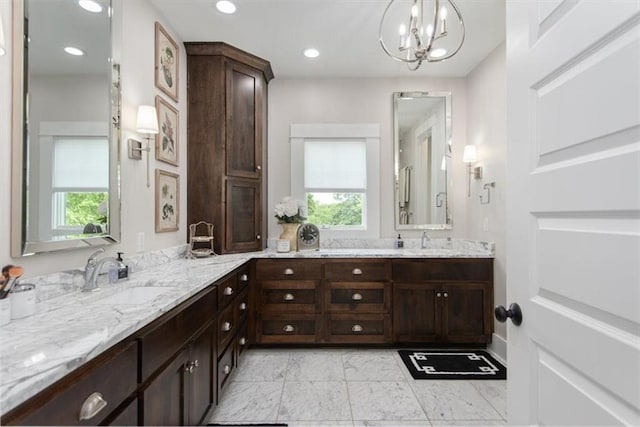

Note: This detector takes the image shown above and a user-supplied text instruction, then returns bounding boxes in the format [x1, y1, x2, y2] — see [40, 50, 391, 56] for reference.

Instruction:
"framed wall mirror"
[10, 0, 122, 256]
[394, 91, 452, 230]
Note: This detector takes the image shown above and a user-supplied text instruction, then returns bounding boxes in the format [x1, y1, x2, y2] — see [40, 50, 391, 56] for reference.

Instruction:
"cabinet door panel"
[226, 178, 261, 252]
[393, 259, 493, 282]
[217, 344, 235, 402]
[257, 315, 318, 344]
[393, 283, 440, 342]
[188, 326, 213, 426]
[143, 350, 187, 426]
[326, 314, 391, 343]
[325, 281, 390, 313]
[442, 284, 491, 343]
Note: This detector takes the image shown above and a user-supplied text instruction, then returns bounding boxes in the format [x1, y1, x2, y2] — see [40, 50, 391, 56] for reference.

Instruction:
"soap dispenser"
[395, 234, 404, 249]
[116, 252, 129, 280]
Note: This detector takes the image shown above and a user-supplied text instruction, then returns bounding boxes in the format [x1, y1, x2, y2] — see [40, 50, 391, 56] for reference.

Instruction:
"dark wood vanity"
[1, 256, 493, 426]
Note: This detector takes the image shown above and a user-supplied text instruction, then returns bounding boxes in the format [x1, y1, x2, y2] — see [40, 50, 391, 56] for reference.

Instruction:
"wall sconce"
[480, 182, 495, 204]
[133, 105, 159, 187]
[0, 12, 6, 57]
[462, 145, 482, 197]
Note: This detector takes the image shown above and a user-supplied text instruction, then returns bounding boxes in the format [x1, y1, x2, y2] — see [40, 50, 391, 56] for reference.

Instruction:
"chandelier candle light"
[379, 0, 465, 71]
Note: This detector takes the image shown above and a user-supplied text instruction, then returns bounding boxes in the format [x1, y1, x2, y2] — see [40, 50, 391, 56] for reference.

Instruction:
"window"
[290, 124, 380, 238]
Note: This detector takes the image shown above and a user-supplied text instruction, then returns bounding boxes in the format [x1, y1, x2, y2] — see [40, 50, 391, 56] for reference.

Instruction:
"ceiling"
[150, 0, 506, 78]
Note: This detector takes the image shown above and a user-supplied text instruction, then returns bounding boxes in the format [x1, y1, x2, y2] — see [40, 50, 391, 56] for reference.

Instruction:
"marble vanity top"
[0, 243, 493, 414]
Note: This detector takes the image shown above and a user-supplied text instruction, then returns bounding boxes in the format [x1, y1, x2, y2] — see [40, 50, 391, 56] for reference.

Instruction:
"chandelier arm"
[378, 0, 422, 64]
[424, 0, 440, 53]
[426, 0, 465, 63]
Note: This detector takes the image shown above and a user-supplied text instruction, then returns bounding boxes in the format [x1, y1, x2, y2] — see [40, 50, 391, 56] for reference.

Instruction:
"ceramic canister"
[10, 283, 36, 320]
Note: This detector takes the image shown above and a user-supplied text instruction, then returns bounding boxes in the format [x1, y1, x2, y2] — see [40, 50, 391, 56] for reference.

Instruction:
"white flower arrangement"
[274, 196, 306, 224]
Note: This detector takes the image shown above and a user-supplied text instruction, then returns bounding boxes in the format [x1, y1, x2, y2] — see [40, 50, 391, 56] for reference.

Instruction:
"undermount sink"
[94, 287, 173, 305]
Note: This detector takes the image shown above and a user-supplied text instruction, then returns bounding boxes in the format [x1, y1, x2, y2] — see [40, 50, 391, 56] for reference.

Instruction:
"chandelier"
[379, 0, 465, 71]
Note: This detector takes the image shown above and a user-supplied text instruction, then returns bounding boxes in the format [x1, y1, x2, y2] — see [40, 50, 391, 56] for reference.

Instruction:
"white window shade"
[304, 140, 366, 190]
[53, 138, 109, 188]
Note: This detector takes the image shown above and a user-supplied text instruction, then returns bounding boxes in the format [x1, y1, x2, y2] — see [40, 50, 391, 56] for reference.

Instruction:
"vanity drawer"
[217, 303, 236, 351]
[324, 259, 391, 281]
[139, 287, 217, 381]
[392, 259, 493, 282]
[326, 314, 391, 343]
[259, 281, 320, 314]
[257, 314, 318, 343]
[256, 259, 322, 280]
[236, 322, 250, 361]
[236, 265, 251, 292]
[325, 281, 391, 313]
[3, 340, 138, 426]
[217, 275, 237, 309]
[216, 344, 236, 402]
[236, 288, 249, 326]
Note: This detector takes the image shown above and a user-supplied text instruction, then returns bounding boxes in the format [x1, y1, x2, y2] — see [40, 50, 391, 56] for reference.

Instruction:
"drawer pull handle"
[223, 364, 231, 375]
[239, 302, 247, 311]
[352, 324, 363, 332]
[352, 268, 363, 275]
[79, 392, 107, 421]
[351, 293, 363, 301]
[240, 274, 248, 282]
[443, 292, 448, 298]
[239, 337, 247, 346]
[283, 268, 294, 275]
[283, 293, 295, 301]
[222, 321, 232, 332]
[223, 286, 234, 296]
[283, 324, 295, 332]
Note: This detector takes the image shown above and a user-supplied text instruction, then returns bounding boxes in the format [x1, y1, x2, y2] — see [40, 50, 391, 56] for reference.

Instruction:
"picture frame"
[154, 22, 179, 102]
[155, 169, 180, 233]
[155, 96, 179, 166]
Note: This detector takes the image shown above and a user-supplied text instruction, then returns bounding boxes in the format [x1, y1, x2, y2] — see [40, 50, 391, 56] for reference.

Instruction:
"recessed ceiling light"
[430, 48, 447, 58]
[64, 47, 85, 56]
[303, 48, 319, 59]
[78, 0, 103, 13]
[216, 1, 236, 14]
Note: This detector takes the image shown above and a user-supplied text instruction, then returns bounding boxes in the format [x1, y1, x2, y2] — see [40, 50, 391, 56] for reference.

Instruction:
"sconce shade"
[0, 13, 6, 57]
[462, 144, 477, 163]
[136, 105, 159, 134]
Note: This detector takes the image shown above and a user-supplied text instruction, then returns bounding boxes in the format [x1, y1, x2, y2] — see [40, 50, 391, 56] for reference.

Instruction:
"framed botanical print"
[155, 169, 179, 232]
[154, 22, 179, 102]
[155, 96, 179, 166]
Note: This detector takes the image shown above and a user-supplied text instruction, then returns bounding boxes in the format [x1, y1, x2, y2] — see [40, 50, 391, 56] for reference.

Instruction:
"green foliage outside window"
[64, 192, 109, 225]
[306, 193, 363, 226]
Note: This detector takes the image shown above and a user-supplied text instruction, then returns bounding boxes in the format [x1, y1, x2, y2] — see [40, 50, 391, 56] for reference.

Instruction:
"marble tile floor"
[207, 348, 507, 427]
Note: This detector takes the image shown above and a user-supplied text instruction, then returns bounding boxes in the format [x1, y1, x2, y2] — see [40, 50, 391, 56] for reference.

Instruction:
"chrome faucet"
[83, 249, 118, 291]
[421, 231, 430, 249]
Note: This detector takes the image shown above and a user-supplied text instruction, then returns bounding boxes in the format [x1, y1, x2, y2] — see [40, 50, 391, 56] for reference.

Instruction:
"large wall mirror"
[394, 91, 452, 230]
[10, 0, 121, 256]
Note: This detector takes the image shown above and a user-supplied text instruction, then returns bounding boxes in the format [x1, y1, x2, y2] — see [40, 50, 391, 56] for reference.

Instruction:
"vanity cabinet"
[2, 340, 138, 426]
[185, 42, 274, 254]
[392, 259, 493, 344]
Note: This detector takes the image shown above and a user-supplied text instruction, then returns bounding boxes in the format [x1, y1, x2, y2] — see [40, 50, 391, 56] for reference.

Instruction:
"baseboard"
[487, 333, 507, 366]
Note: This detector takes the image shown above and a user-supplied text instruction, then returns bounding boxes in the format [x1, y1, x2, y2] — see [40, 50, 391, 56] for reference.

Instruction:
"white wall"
[267, 77, 470, 242]
[465, 43, 507, 345]
[0, 0, 187, 277]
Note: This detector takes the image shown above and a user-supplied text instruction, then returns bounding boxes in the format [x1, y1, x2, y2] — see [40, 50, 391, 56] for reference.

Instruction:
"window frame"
[290, 123, 380, 239]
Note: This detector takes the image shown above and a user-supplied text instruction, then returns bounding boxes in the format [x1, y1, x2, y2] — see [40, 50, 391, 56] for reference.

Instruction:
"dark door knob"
[495, 303, 523, 326]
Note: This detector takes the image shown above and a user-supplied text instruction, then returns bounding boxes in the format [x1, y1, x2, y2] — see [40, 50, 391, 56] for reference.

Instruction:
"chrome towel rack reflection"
[480, 182, 495, 205]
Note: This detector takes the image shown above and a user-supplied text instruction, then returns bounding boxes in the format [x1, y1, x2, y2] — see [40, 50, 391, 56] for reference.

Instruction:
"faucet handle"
[87, 248, 105, 265]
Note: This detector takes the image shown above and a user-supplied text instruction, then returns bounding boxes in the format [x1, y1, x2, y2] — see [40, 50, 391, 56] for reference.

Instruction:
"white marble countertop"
[0, 245, 493, 414]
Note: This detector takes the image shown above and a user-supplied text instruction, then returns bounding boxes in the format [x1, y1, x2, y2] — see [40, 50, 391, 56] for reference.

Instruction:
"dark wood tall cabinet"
[185, 42, 274, 254]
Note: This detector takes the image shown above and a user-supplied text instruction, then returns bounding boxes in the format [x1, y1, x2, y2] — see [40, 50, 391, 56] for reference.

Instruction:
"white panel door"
[506, 1, 640, 425]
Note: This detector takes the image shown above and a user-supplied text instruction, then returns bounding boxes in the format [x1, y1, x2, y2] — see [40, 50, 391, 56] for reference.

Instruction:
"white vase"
[279, 223, 300, 252]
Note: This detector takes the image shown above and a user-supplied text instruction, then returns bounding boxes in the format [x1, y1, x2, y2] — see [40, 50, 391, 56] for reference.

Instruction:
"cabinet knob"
[351, 324, 363, 332]
[352, 268, 363, 275]
[256, 165, 262, 171]
[193, 359, 199, 368]
[79, 392, 107, 421]
[436, 292, 442, 297]
[256, 234, 261, 240]
[239, 337, 247, 346]
[239, 302, 247, 311]
[223, 364, 231, 375]
[223, 286, 234, 296]
[283, 324, 295, 332]
[443, 292, 448, 298]
[283, 268, 294, 275]
[351, 293, 363, 301]
[222, 321, 232, 332]
[283, 293, 295, 301]
[185, 364, 193, 374]
[239, 274, 248, 282]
